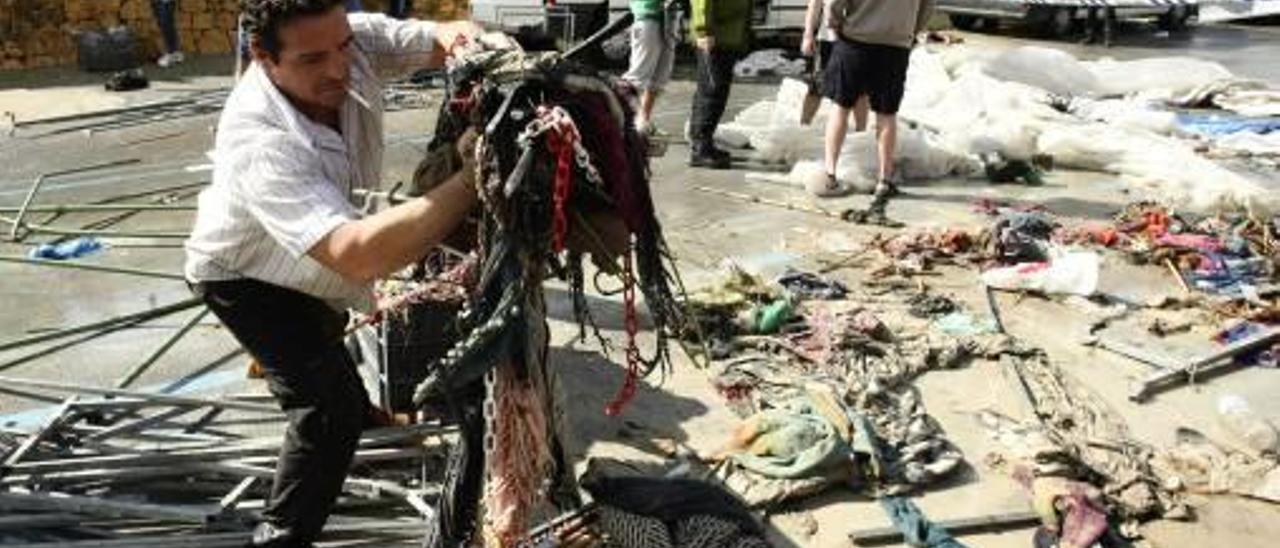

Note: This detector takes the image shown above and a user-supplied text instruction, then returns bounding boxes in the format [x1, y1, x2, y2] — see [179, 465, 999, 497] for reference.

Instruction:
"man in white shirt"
[184, 1, 484, 545]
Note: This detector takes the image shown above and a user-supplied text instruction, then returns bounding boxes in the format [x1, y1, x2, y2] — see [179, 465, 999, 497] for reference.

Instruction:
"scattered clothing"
[879, 496, 965, 548]
[27, 237, 104, 261]
[993, 211, 1057, 263]
[907, 293, 957, 318]
[777, 269, 849, 300]
[104, 69, 149, 92]
[932, 312, 998, 337]
[1030, 477, 1108, 548]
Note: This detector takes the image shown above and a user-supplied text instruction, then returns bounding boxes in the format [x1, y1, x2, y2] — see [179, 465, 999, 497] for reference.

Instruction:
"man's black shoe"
[689, 142, 731, 169]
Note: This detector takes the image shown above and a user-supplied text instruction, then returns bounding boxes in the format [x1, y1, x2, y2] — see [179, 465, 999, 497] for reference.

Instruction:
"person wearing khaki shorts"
[623, 0, 677, 137]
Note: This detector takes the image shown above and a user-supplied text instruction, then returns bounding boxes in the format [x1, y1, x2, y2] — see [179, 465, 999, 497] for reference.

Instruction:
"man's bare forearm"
[310, 170, 477, 283]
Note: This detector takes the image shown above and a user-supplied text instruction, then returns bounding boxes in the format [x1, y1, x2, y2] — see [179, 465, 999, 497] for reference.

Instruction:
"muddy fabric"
[726, 400, 850, 479]
[711, 299, 969, 496]
[879, 496, 965, 548]
[978, 343, 1186, 525]
[1030, 477, 1108, 548]
[777, 269, 849, 300]
[1150, 427, 1280, 502]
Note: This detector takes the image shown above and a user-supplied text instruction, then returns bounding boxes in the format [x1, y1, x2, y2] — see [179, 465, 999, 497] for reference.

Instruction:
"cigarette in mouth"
[347, 87, 372, 110]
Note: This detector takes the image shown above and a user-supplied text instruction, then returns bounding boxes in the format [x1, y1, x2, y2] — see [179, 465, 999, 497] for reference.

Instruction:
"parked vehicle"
[470, 0, 813, 54]
[936, 0, 1199, 37]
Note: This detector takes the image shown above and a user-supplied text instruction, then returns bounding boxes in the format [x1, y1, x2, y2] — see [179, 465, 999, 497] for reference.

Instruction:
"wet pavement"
[1, 21, 1278, 547]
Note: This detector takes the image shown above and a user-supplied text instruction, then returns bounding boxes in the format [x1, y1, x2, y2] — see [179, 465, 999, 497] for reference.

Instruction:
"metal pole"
[0, 298, 201, 353]
[117, 308, 211, 388]
[82, 405, 200, 443]
[0, 204, 196, 213]
[13, 92, 227, 128]
[0, 376, 278, 414]
[0, 312, 155, 374]
[0, 255, 186, 281]
[8, 174, 46, 241]
[0, 491, 221, 524]
[7, 159, 143, 241]
[0, 217, 189, 239]
[89, 180, 209, 204]
[2, 397, 76, 468]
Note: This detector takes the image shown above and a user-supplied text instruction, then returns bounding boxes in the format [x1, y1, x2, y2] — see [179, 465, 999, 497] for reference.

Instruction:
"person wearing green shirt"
[687, 0, 752, 169]
[624, 0, 677, 138]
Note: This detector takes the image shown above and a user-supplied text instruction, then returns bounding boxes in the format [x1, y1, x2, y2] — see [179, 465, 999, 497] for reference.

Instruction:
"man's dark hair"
[240, 0, 345, 59]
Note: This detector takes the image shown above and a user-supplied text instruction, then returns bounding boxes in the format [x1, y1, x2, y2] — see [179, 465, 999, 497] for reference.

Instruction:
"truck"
[936, 0, 1199, 37]
[469, 0, 813, 58]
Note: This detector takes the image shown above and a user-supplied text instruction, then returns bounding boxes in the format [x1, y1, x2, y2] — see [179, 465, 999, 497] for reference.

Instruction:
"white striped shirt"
[184, 13, 437, 312]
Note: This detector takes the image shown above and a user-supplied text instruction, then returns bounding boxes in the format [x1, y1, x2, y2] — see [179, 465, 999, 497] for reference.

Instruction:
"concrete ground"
[1, 22, 1279, 547]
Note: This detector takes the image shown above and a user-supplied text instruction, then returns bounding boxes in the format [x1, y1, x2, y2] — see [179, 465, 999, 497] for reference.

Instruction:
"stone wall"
[0, 0, 470, 71]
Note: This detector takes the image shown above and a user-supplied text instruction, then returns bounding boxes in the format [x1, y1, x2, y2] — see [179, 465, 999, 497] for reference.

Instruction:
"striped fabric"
[184, 13, 437, 313]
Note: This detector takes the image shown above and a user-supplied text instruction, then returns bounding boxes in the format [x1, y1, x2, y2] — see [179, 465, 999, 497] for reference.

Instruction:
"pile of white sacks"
[717, 45, 1280, 215]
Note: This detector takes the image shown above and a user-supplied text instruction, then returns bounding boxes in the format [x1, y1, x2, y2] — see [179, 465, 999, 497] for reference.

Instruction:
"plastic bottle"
[1217, 394, 1279, 457]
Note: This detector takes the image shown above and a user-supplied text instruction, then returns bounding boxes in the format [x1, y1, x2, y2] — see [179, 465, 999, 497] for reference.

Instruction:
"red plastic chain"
[539, 107, 577, 254]
[605, 250, 641, 417]
[551, 136, 574, 253]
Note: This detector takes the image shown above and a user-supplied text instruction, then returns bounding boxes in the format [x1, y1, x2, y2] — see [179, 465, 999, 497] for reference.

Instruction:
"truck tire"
[1048, 7, 1077, 38]
[1158, 6, 1193, 33]
[949, 14, 978, 31]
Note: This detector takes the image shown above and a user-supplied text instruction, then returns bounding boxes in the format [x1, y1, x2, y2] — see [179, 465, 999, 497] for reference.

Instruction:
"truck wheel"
[1158, 6, 1192, 33]
[1048, 7, 1077, 38]
[949, 14, 978, 31]
[981, 17, 1001, 31]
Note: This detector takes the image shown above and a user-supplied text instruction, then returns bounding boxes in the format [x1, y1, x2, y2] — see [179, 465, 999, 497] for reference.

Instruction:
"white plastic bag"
[980, 46, 1104, 97]
[981, 251, 1100, 296]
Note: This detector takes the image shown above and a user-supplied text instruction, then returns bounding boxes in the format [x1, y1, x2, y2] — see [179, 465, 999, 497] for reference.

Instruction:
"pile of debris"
[668, 256, 1280, 546]
[720, 45, 1280, 214]
[0, 380, 441, 546]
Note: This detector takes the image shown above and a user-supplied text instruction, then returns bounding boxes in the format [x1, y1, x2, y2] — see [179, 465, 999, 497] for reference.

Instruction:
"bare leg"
[875, 113, 897, 182]
[852, 96, 870, 132]
[825, 104, 853, 176]
[638, 89, 659, 130]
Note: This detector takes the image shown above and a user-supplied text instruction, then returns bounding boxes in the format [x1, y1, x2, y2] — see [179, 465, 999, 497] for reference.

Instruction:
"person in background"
[150, 0, 184, 67]
[687, 0, 751, 169]
[386, 0, 412, 19]
[1083, 6, 1117, 47]
[823, 0, 934, 202]
[801, 0, 868, 196]
[623, 0, 677, 138]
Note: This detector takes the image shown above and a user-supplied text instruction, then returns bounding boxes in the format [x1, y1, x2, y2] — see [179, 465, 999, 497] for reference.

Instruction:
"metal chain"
[517, 106, 604, 189]
[482, 367, 497, 483]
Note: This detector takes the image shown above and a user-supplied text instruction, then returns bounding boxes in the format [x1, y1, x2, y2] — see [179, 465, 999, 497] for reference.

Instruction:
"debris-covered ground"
[1, 24, 1280, 548]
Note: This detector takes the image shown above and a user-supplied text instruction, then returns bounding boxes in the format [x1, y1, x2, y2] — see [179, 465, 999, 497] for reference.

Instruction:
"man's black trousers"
[194, 279, 371, 545]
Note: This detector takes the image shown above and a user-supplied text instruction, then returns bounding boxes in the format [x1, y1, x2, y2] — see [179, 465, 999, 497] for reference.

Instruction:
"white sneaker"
[157, 51, 184, 68]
